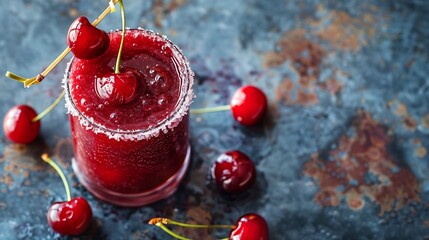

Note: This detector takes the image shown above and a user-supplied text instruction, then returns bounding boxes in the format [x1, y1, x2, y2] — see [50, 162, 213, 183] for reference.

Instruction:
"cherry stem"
[149, 218, 235, 229]
[156, 223, 190, 240]
[190, 105, 231, 114]
[5, 0, 119, 88]
[114, 0, 126, 74]
[41, 154, 71, 202]
[32, 90, 65, 123]
[148, 218, 235, 240]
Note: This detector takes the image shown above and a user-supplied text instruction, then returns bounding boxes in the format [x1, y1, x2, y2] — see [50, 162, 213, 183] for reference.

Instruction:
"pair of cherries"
[69, 16, 142, 105]
[209, 152, 266, 239]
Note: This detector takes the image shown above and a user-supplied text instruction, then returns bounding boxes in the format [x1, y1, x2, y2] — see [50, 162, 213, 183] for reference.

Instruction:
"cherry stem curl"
[190, 105, 231, 114]
[41, 154, 71, 202]
[32, 90, 65, 123]
[5, 0, 120, 88]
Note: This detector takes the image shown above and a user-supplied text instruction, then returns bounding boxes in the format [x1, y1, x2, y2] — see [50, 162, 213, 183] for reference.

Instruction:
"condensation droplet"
[110, 112, 118, 119]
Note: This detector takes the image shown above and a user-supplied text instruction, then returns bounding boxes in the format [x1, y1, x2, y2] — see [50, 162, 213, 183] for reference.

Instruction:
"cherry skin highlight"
[230, 85, 267, 126]
[47, 197, 92, 235]
[211, 150, 256, 193]
[67, 16, 110, 59]
[95, 69, 143, 105]
[229, 213, 269, 240]
[3, 105, 40, 144]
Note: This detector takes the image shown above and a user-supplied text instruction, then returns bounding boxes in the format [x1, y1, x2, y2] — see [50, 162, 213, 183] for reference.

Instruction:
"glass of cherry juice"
[64, 29, 194, 207]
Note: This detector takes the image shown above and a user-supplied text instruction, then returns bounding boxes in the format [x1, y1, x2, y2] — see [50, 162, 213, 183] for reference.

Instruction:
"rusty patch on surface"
[319, 78, 342, 95]
[265, 5, 380, 106]
[415, 146, 427, 158]
[1, 143, 48, 186]
[393, 102, 408, 117]
[304, 110, 420, 215]
[266, 29, 342, 106]
[345, 190, 365, 211]
[387, 100, 418, 131]
[152, 0, 187, 28]
[403, 116, 417, 131]
[310, 5, 376, 51]
[412, 138, 426, 159]
[68, 7, 79, 18]
[263, 29, 324, 69]
[315, 189, 340, 207]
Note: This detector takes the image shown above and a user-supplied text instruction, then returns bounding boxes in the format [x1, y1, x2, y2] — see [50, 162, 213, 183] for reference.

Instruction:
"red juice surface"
[65, 29, 193, 201]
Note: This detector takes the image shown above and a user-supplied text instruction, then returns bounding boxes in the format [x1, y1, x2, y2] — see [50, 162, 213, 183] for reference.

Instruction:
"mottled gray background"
[0, 0, 429, 239]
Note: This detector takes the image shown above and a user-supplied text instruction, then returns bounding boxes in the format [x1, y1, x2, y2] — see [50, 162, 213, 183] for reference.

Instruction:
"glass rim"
[63, 28, 194, 141]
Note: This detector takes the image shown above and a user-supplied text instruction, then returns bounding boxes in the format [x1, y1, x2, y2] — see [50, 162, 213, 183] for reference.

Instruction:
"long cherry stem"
[5, 0, 119, 88]
[190, 105, 231, 114]
[148, 218, 234, 240]
[150, 218, 234, 229]
[114, 0, 126, 74]
[32, 90, 65, 123]
[41, 154, 71, 202]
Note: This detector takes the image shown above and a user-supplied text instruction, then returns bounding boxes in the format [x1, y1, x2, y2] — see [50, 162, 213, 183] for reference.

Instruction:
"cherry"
[67, 16, 110, 60]
[42, 154, 93, 236]
[229, 213, 269, 240]
[190, 85, 267, 126]
[3, 105, 40, 144]
[47, 197, 93, 236]
[230, 85, 267, 126]
[95, 68, 143, 105]
[211, 150, 256, 193]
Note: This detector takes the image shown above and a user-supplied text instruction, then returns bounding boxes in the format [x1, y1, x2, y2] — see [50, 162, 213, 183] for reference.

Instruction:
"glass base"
[71, 146, 191, 207]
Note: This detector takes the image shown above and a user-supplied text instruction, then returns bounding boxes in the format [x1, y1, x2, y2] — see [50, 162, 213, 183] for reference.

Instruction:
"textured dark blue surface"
[1, 0, 429, 239]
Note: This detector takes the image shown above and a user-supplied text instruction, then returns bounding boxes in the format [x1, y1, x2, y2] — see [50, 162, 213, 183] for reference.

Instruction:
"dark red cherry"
[230, 85, 267, 126]
[211, 150, 256, 193]
[3, 105, 40, 144]
[95, 69, 143, 105]
[229, 213, 269, 240]
[47, 197, 92, 235]
[67, 16, 110, 59]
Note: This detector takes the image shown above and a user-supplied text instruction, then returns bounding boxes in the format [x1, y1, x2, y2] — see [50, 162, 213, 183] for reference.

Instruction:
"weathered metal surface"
[0, 0, 429, 239]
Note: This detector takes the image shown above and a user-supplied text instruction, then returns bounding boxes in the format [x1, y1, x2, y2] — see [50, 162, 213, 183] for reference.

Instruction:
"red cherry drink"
[64, 29, 194, 206]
